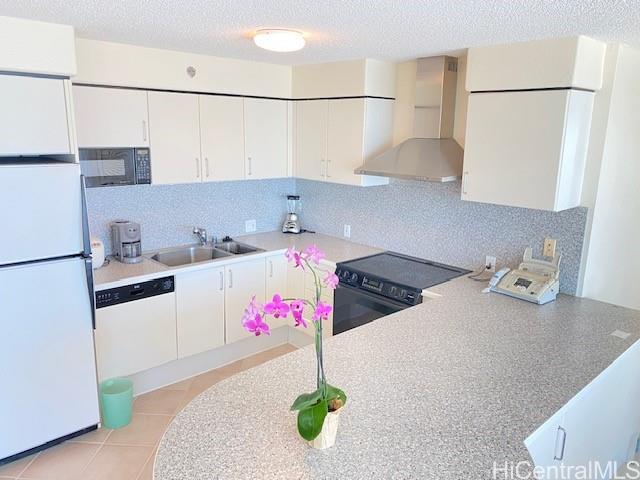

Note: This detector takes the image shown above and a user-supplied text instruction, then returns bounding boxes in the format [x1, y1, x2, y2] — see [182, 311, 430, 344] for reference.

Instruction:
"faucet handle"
[193, 226, 208, 243]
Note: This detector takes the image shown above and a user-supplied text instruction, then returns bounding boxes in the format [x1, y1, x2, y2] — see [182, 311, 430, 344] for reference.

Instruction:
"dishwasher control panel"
[96, 276, 174, 309]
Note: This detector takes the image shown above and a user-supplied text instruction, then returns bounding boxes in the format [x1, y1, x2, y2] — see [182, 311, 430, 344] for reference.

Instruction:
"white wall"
[292, 59, 395, 98]
[581, 44, 640, 310]
[74, 39, 291, 98]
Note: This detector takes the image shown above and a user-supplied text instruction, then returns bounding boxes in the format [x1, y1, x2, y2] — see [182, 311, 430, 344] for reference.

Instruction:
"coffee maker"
[111, 220, 142, 264]
[282, 195, 302, 234]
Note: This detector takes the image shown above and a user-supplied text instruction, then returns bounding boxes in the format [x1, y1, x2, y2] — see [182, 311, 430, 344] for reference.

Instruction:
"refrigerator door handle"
[84, 256, 96, 329]
[80, 175, 92, 257]
[80, 175, 96, 329]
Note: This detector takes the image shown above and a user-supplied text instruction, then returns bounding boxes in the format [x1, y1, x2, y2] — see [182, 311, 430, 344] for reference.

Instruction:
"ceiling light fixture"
[253, 29, 306, 52]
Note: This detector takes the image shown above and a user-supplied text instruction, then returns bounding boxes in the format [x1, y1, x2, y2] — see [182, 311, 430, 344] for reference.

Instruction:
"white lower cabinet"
[94, 292, 177, 381]
[265, 254, 289, 329]
[176, 267, 225, 359]
[525, 339, 640, 478]
[225, 257, 267, 344]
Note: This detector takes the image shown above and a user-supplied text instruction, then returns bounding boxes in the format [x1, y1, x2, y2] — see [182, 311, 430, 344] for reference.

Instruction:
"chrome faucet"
[193, 227, 208, 245]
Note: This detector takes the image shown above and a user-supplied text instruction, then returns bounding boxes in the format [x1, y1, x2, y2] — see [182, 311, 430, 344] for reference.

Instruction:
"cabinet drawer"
[95, 293, 177, 380]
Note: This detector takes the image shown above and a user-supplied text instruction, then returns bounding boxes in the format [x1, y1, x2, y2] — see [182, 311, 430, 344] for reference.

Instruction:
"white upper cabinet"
[295, 99, 328, 181]
[244, 98, 288, 179]
[199, 95, 245, 182]
[326, 98, 392, 186]
[466, 36, 606, 91]
[0, 75, 71, 156]
[295, 98, 392, 186]
[73, 86, 149, 148]
[462, 89, 594, 211]
[148, 91, 202, 185]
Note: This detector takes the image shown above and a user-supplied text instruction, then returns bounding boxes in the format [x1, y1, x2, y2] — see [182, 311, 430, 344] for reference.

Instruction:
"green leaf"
[290, 389, 322, 411]
[297, 400, 328, 441]
[326, 383, 347, 406]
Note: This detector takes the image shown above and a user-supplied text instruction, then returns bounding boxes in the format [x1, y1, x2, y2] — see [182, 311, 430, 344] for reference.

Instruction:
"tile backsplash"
[86, 178, 296, 254]
[87, 177, 587, 294]
[296, 179, 587, 294]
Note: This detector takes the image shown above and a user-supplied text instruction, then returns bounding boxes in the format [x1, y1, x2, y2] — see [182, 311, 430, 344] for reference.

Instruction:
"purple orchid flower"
[312, 301, 332, 322]
[243, 313, 270, 336]
[264, 294, 290, 318]
[303, 244, 325, 265]
[323, 271, 339, 290]
[285, 247, 305, 270]
[290, 300, 307, 328]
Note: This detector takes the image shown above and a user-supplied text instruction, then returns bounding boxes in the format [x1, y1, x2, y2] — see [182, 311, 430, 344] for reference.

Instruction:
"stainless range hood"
[355, 56, 463, 182]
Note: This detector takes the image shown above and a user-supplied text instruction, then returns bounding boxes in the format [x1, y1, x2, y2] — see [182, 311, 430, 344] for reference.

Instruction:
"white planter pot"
[309, 408, 341, 450]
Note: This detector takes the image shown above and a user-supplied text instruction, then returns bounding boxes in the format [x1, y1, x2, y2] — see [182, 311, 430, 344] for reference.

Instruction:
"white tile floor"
[0, 344, 297, 480]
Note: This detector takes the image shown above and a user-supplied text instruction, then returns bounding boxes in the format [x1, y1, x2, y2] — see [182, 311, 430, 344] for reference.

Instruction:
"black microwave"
[79, 148, 151, 187]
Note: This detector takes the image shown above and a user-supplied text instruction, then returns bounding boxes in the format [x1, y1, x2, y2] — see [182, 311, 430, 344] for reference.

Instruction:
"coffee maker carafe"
[282, 195, 302, 234]
[111, 220, 142, 264]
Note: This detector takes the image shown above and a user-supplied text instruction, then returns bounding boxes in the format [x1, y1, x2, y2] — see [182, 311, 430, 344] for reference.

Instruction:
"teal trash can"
[99, 378, 133, 429]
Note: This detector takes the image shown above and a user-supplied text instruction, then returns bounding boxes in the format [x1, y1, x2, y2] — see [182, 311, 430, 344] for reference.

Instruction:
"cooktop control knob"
[350, 273, 359, 283]
[400, 289, 407, 299]
[341, 270, 350, 279]
[389, 286, 397, 296]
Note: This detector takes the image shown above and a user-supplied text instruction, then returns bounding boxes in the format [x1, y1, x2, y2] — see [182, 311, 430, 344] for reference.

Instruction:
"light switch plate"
[245, 219, 256, 233]
[343, 224, 351, 238]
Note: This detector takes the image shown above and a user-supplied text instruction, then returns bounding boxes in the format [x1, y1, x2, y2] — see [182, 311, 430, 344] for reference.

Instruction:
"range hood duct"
[355, 56, 463, 182]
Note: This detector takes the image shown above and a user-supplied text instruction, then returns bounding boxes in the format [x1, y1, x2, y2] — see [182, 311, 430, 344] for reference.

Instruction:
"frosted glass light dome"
[253, 29, 305, 52]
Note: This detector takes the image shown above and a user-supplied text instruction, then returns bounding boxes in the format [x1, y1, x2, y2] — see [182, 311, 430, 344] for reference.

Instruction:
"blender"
[282, 195, 302, 234]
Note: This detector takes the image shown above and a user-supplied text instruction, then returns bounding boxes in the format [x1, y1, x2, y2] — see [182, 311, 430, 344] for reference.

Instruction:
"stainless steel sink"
[149, 245, 233, 267]
[213, 241, 263, 255]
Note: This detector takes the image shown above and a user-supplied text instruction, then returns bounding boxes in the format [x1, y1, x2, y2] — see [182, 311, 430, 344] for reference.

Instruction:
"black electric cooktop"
[336, 252, 470, 305]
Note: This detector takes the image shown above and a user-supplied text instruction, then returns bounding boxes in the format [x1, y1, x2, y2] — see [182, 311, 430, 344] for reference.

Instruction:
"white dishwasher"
[94, 276, 177, 381]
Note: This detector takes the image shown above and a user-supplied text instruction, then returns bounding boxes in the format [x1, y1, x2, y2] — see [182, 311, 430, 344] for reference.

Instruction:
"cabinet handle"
[196, 158, 200, 178]
[269, 260, 273, 277]
[553, 426, 566, 461]
[247, 157, 252, 176]
[320, 158, 326, 178]
[142, 120, 147, 142]
[219, 271, 224, 290]
[462, 171, 469, 195]
[228, 269, 233, 289]
[205, 158, 210, 178]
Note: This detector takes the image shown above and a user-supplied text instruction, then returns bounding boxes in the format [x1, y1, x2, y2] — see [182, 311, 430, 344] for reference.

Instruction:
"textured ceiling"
[1, 0, 639, 64]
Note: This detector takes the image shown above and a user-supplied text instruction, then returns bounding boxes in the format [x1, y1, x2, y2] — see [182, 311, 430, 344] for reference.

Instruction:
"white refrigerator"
[0, 162, 100, 462]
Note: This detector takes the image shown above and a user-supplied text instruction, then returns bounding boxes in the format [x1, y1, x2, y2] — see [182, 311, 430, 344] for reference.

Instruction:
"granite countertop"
[155, 273, 640, 479]
[94, 231, 382, 289]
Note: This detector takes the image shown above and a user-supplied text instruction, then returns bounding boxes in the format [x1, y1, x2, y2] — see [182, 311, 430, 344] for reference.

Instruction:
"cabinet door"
[176, 267, 225, 358]
[462, 90, 591, 211]
[327, 98, 366, 185]
[295, 100, 328, 181]
[199, 96, 245, 182]
[73, 86, 149, 148]
[265, 254, 288, 329]
[0, 75, 70, 155]
[94, 293, 177, 380]
[559, 340, 640, 471]
[244, 98, 288, 179]
[225, 258, 266, 344]
[148, 91, 202, 184]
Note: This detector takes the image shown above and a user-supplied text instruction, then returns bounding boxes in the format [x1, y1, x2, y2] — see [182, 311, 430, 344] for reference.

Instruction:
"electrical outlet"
[485, 255, 497, 272]
[245, 219, 256, 233]
[543, 238, 557, 258]
[343, 224, 351, 238]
